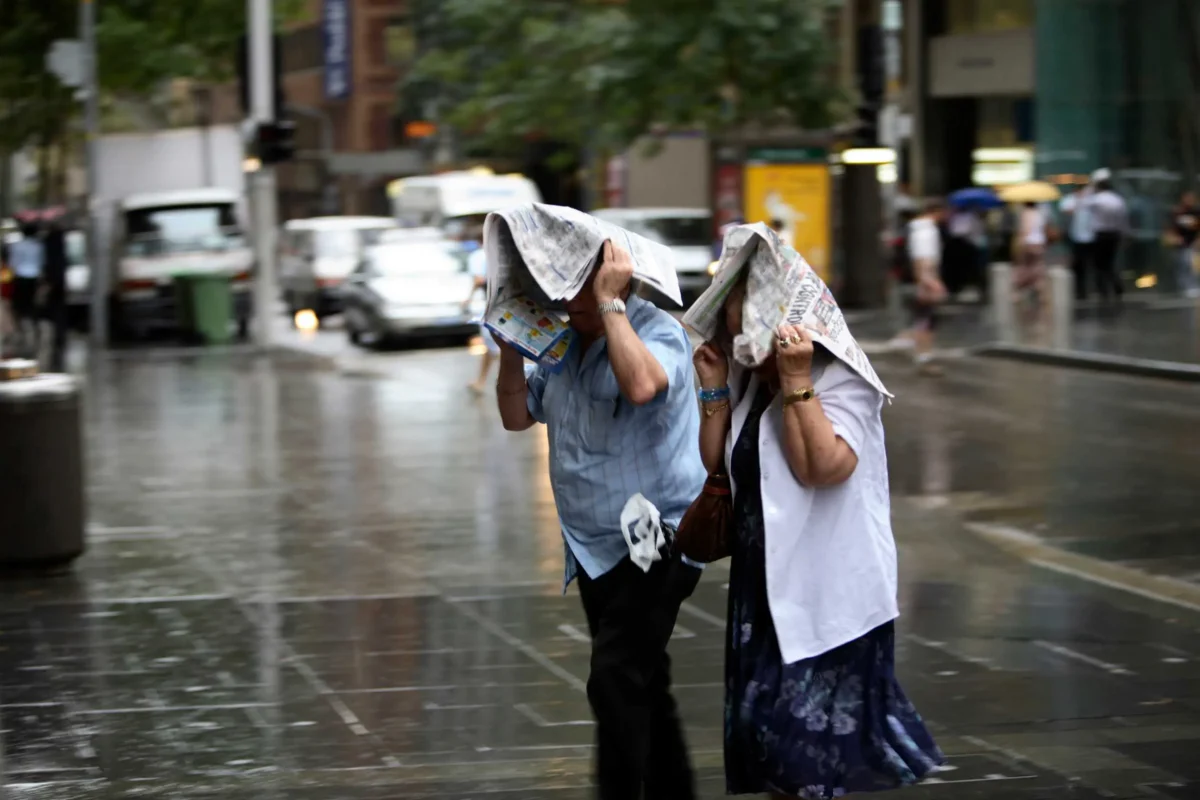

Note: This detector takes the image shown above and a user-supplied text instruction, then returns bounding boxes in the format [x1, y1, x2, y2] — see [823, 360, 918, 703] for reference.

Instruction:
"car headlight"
[707, 261, 719, 276]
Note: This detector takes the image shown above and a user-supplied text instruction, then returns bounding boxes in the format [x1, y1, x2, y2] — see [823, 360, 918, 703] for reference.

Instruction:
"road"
[2, 340, 1199, 799]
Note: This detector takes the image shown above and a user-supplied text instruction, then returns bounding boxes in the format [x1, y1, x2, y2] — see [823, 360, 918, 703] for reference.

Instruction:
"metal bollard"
[989, 262, 1016, 343]
[0, 361, 86, 571]
[1048, 265, 1074, 350]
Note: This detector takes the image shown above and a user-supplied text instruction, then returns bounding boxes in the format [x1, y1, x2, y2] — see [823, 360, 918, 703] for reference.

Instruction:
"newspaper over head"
[682, 222, 892, 399]
[483, 203, 682, 308]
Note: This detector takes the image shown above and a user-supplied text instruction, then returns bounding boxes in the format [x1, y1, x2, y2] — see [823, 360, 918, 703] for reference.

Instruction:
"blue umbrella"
[948, 187, 1002, 210]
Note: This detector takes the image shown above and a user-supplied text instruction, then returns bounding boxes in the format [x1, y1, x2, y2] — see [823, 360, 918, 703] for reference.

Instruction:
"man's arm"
[496, 346, 537, 431]
[594, 242, 668, 406]
[600, 311, 669, 406]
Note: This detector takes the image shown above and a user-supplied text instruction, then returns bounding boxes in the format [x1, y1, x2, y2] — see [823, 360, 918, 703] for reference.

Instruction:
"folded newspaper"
[483, 203, 682, 313]
[682, 222, 892, 399]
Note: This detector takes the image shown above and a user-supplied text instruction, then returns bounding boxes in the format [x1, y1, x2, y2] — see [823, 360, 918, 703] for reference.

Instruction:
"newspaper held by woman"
[682, 222, 892, 399]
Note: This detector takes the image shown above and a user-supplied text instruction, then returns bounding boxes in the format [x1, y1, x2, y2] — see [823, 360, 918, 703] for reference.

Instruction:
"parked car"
[340, 236, 482, 347]
[280, 216, 398, 319]
[590, 207, 715, 303]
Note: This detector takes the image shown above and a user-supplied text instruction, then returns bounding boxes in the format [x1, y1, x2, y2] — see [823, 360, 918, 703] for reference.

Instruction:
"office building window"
[946, 0, 1033, 35]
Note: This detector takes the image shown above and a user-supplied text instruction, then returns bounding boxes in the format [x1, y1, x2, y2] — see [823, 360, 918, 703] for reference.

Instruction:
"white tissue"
[620, 494, 665, 573]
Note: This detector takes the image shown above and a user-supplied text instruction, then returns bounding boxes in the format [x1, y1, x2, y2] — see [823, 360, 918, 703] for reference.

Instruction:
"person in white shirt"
[904, 199, 947, 376]
[1013, 201, 1049, 316]
[693, 276, 942, 799]
[1085, 169, 1129, 303]
[1060, 184, 1095, 300]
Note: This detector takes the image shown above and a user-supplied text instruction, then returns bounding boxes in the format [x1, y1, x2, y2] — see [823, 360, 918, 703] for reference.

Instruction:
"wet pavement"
[2, 343, 1200, 799]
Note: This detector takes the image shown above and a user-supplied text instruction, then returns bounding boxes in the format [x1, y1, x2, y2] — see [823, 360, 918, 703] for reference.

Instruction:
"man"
[8, 223, 45, 356]
[1086, 168, 1129, 304]
[905, 198, 947, 376]
[1167, 190, 1200, 298]
[1060, 182, 1095, 301]
[496, 241, 706, 800]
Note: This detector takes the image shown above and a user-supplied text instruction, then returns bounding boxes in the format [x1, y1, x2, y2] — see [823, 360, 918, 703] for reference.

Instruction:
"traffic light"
[256, 120, 297, 165]
[854, 104, 879, 148]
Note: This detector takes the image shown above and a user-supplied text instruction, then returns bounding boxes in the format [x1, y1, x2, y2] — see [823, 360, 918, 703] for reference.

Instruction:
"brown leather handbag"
[674, 473, 733, 563]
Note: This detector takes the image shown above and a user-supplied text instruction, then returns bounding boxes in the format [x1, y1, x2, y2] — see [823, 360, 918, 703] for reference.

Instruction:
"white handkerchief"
[620, 494, 665, 573]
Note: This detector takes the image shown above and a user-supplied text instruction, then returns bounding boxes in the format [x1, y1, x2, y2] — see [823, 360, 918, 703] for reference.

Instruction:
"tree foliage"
[0, 0, 305, 151]
[406, 0, 847, 156]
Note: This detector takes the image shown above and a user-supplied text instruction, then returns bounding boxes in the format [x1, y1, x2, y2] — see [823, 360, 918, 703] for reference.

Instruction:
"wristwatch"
[597, 298, 626, 315]
[782, 386, 817, 407]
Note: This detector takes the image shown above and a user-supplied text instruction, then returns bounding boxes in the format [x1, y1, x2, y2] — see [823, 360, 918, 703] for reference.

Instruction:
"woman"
[693, 276, 942, 799]
[1013, 201, 1048, 290]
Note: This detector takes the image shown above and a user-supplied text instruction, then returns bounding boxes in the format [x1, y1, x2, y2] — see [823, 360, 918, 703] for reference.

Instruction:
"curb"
[974, 343, 1200, 382]
[965, 522, 1200, 614]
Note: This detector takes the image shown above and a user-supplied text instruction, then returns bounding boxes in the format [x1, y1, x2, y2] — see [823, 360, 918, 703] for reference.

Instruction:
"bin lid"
[0, 373, 79, 403]
[0, 359, 38, 381]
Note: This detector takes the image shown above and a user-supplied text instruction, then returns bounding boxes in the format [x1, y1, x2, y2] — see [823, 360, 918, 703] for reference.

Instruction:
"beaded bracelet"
[697, 386, 731, 403]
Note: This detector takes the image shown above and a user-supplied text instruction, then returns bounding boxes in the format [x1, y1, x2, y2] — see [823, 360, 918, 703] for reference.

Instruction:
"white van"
[390, 172, 542, 232]
[279, 216, 397, 318]
[590, 208, 715, 300]
[111, 188, 253, 338]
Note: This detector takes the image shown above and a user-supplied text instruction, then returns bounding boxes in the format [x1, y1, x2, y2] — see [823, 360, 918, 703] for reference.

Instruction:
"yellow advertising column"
[742, 148, 831, 282]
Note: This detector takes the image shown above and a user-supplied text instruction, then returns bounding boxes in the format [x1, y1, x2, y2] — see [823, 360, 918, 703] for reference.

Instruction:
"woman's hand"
[774, 323, 814, 380]
[693, 341, 729, 389]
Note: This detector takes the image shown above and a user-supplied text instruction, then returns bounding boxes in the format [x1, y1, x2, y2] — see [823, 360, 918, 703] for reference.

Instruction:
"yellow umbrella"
[997, 181, 1062, 203]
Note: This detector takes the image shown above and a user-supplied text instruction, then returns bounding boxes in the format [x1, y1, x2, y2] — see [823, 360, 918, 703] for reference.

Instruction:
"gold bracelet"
[782, 386, 816, 407]
[703, 400, 730, 417]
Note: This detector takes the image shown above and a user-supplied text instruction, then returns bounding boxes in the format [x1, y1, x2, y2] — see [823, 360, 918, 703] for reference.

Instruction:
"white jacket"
[726, 360, 899, 664]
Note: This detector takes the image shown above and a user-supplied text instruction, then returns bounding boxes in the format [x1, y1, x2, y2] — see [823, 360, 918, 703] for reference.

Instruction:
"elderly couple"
[496, 236, 942, 800]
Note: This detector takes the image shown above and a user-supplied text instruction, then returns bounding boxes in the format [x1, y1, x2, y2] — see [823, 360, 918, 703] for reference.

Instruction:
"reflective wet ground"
[3, 346, 1200, 798]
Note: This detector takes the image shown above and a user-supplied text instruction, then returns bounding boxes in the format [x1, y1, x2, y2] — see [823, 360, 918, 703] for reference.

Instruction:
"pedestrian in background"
[693, 276, 943, 799]
[1013, 200, 1049, 318]
[8, 222, 45, 356]
[904, 199, 947, 376]
[495, 241, 706, 800]
[462, 226, 499, 394]
[1086, 169, 1129, 305]
[41, 219, 69, 371]
[1166, 190, 1200, 298]
[1060, 182, 1095, 301]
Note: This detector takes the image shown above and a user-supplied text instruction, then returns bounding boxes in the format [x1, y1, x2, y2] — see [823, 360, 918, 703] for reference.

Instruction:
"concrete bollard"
[989, 262, 1016, 343]
[1048, 265, 1074, 350]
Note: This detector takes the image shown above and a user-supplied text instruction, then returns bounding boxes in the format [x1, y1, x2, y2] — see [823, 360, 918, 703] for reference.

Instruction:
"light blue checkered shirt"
[526, 296, 707, 591]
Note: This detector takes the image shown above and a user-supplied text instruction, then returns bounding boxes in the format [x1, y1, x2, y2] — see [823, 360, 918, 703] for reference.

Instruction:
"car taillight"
[316, 277, 342, 288]
[121, 279, 157, 291]
[232, 271, 251, 282]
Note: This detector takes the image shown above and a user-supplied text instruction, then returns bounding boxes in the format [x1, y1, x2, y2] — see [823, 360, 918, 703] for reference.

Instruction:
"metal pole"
[83, 0, 106, 347]
[249, 0, 277, 348]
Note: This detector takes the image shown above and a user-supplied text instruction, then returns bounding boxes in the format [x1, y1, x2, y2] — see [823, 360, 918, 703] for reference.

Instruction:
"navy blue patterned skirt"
[725, 386, 943, 798]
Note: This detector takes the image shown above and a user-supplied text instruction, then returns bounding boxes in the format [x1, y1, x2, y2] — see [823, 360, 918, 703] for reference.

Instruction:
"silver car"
[340, 237, 483, 347]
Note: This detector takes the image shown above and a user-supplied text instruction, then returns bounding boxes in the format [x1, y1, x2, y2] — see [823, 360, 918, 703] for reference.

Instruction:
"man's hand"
[594, 241, 634, 304]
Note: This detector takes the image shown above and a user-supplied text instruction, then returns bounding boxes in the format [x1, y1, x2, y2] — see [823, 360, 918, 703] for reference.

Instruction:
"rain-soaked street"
[3, 345, 1200, 799]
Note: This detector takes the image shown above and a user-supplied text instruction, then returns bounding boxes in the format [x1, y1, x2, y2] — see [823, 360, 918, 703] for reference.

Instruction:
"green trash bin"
[175, 274, 234, 345]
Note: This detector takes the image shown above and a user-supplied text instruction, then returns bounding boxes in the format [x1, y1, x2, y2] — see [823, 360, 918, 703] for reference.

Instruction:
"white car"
[340, 237, 482, 347]
[279, 216, 399, 319]
[590, 207, 716, 301]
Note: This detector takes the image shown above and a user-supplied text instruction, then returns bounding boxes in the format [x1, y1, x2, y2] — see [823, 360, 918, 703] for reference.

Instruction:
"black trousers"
[1069, 239, 1094, 300]
[1092, 232, 1123, 301]
[577, 554, 702, 800]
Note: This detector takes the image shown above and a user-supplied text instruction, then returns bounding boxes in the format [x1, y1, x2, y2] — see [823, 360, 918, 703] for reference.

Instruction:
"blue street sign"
[323, 0, 351, 100]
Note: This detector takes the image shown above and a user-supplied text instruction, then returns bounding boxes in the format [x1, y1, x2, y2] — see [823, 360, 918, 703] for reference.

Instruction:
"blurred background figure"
[1060, 181, 1095, 301]
[463, 225, 498, 394]
[1013, 200, 1049, 319]
[8, 222, 45, 357]
[41, 218, 70, 371]
[1165, 189, 1200, 298]
[1087, 169, 1129, 305]
[904, 198, 947, 376]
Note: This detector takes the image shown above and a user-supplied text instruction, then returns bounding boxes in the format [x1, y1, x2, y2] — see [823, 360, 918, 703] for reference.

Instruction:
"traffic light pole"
[248, 0, 278, 348]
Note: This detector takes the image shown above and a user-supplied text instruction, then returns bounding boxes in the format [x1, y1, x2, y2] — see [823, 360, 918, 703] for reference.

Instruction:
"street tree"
[406, 0, 847, 158]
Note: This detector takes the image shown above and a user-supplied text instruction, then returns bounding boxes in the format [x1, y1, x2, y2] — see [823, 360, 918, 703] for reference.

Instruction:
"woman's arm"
[778, 372, 858, 487]
[694, 342, 731, 474]
[773, 325, 859, 487]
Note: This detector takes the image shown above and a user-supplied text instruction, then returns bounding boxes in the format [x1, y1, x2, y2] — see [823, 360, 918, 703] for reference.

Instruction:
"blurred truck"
[94, 125, 253, 339]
